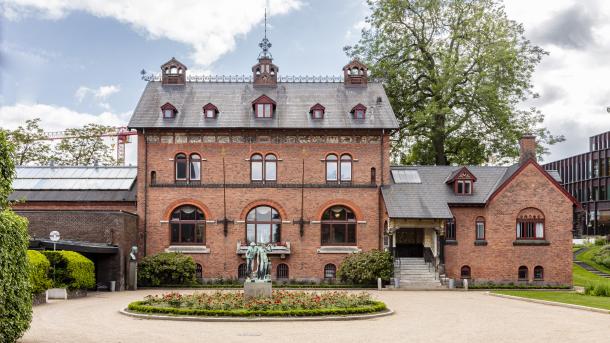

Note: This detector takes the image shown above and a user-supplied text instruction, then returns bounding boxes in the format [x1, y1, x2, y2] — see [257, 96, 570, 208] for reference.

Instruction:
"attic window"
[160, 102, 178, 119]
[310, 103, 325, 119]
[202, 103, 219, 119]
[446, 167, 476, 195]
[456, 180, 472, 195]
[252, 94, 276, 118]
[351, 104, 367, 119]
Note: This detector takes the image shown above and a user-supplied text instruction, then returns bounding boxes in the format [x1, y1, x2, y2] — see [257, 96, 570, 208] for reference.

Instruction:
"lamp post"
[49, 231, 60, 284]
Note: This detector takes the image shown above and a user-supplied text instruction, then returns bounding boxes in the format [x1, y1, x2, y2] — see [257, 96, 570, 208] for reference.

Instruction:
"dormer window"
[161, 57, 187, 85]
[446, 166, 477, 195]
[252, 94, 276, 118]
[161, 102, 177, 119]
[202, 103, 219, 119]
[351, 104, 367, 120]
[310, 103, 325, 119]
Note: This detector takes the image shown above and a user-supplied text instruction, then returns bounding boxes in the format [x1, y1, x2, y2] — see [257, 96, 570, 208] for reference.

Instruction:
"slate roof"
[9, 166, 137, 202]
[128, 81, 399, 129]
[381, 164, 562, 219]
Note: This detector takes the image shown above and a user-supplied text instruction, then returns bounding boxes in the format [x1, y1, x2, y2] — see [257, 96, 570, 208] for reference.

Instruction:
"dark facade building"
[10, 166, 138, 290]
[543, 131, 610, 236]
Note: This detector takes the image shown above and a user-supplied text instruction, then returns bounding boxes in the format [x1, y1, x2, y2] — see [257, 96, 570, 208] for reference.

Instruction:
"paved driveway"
[21, 289, 610, 343]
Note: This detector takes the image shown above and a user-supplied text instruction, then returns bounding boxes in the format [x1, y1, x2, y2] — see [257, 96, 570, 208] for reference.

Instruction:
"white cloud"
[75, 84, 120, 109]
[1, 0, 303, 66]
[504, 0, 610, 161]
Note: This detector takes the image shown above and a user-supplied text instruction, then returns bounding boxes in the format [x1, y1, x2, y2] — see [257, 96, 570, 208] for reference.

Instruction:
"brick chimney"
[519, 134, 537, 163]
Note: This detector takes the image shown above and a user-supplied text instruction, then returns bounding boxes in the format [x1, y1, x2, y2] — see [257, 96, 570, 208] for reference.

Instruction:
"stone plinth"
[244, 281, 272, 299]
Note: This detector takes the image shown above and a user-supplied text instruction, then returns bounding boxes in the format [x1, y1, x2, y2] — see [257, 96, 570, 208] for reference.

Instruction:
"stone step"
[399, 282, 444, 289]
[396, 266, 431, 270]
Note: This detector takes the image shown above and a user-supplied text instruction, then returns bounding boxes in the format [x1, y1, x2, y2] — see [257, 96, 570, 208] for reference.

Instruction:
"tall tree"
[6, 118, 52, 166]
[346, 0, 563, 165]
[54, 124, 116, 166]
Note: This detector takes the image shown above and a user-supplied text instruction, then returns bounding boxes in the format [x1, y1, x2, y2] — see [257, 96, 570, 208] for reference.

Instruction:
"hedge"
[43, 251, 95, 290]
[0, 209, 32, 343]
[138, 252, 196, 286]
[127, 300, 387, 317]
[585, 281, 610, 297]
[140, 283, 376, 289]
[27, 250, 52, 295]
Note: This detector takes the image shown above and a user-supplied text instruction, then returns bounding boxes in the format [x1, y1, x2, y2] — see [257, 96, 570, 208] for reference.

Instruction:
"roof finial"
[258, 8, 272, 59]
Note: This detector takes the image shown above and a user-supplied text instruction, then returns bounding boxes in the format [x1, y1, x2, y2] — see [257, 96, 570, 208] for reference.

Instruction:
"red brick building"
[128, 46, 398, 281]
[382, 136, 578, 286]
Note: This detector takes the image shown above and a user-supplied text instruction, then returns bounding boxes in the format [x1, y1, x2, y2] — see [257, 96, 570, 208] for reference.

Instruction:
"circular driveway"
[21, 289, 609, 343]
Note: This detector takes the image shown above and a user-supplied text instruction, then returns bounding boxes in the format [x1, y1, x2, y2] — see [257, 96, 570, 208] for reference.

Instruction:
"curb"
[119, 308, 394, 322]
[487, 292, 610, 315]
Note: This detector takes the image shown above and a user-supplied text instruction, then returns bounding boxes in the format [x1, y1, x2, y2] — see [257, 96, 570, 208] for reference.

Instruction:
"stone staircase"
[394, 257, 445, 289]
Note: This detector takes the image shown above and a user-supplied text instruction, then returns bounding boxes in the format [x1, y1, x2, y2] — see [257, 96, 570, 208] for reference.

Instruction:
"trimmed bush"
[138, 252, 196, 286]
[585, 281, 610, 297]
[27, 250, 52, 295]
[0, 209, 32, 343]
[337, 250, 393, 285]
[43, 251, 95, 290]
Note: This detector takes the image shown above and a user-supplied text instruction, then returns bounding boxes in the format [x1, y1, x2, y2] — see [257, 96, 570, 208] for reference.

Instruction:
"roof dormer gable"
[252, 94, 276, 118]
[310, 103, 325, 119]
[446, 167, 476, 195]
[160, 102, 178, 119]
[350, 103, 367, 120]
[202, 103, 219, 119]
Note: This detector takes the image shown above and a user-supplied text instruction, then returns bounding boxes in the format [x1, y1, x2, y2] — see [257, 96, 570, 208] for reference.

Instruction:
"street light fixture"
[49, 230, 60, 284]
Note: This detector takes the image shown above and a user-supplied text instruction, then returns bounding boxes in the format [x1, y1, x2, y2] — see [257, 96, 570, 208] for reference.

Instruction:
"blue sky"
[2, 0, 610, 164]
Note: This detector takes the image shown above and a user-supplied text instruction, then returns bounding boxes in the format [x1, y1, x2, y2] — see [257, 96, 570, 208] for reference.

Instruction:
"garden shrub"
[43, 251, 95, 290]
[337, 250, 393, 285]
[594, 238, 607, 246]
[27, 250, 52, 295]
[585, 281, 610, 297]
[137, 252, 196, 286]
[0, 209, 32, 343]
[591, 244, 610, 268]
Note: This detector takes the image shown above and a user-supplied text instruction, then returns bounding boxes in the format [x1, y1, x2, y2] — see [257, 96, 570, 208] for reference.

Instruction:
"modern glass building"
[543, 131, 610, 236]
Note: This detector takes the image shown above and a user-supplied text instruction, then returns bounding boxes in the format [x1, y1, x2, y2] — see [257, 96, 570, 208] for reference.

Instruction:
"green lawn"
[573, 264, 610, 287]
[494, 290, 610, 311]
[576, 246, 610, 275]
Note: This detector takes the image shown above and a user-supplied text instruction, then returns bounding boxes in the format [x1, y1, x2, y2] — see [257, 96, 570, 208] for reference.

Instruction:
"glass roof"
[391, 169, 421, 184]
[13, 167, 137, 190]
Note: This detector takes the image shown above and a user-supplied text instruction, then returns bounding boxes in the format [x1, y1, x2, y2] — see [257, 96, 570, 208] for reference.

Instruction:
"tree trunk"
[433, 113, 448, 165]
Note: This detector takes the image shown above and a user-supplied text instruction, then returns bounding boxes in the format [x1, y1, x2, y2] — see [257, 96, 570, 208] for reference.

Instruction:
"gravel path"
[20, 289, 610, 343]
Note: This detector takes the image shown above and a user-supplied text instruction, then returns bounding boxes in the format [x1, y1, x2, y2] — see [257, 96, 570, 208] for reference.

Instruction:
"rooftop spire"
[258, 8, 272, 59]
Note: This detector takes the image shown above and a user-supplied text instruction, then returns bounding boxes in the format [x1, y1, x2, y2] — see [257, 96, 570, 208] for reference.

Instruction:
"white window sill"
[165, 245, 210, 254]
[317, 246, 361, 254]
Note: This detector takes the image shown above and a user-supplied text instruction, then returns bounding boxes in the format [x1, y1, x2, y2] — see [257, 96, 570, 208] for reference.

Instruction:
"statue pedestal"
[244, 281, 272, 300]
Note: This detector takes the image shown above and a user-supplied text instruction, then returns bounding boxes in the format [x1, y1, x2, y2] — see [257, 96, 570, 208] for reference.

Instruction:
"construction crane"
[42, 127, 137, 165]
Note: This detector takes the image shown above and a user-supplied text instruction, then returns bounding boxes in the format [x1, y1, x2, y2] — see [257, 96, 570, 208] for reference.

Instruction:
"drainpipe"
[143, 128, 148, 256]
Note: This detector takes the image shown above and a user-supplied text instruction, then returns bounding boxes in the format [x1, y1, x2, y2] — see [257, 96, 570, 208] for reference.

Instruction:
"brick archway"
[239, 199, 288, 220]
[162, 199, 213, 220]
[315, 199, 363, 221]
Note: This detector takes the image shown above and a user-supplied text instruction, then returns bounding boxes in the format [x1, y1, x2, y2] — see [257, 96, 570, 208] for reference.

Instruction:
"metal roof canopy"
[29, 239, 118, 254]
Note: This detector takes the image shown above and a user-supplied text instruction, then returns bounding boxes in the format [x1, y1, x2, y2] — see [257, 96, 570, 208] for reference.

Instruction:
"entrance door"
[395, 228, 424, 257]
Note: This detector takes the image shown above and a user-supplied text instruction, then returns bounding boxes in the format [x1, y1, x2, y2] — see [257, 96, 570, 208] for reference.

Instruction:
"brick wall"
[17, 210, 138, 290]
[137, 129, 390, 280]
[444, 163, 574, 285]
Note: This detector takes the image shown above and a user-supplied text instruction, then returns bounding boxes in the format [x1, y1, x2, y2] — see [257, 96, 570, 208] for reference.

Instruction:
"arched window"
[250, 154, 263, 181]
[195, 263, 203, 279]
[246, 206, 281, 244]
[518, 266, 529, 281]
[321, 206, 356, 245]
[325, 154, 338, 182]
[475, 217, 485, 240]
[340, 154, 352, 182]
[175, 154, 187, 181]
[534, 266, 544, 280]
[238, 263, 248, 279]
[170, 205, 205, 244]
[150, 171, 156, 185]
[324, 264, 336, 280]
[189, 154, 201, 181]
[516, 208, 545, 240]
[265, 154, 277, 181]
[460, 265, 471, 279]
[170, 66, 178, 74]
[277, 263, 289, 279]
[370, 167, 376, 184]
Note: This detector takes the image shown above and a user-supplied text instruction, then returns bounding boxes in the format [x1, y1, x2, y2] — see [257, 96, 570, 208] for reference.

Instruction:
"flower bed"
[127, 290, 387, 317]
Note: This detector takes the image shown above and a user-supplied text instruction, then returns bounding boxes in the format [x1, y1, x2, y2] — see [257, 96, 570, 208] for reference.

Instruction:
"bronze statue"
[245, 243, 272, 282]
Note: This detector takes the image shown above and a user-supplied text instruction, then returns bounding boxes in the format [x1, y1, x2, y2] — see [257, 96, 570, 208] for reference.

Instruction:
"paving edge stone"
[119, 308, 394, 322]
[487, 292, 610, 314]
